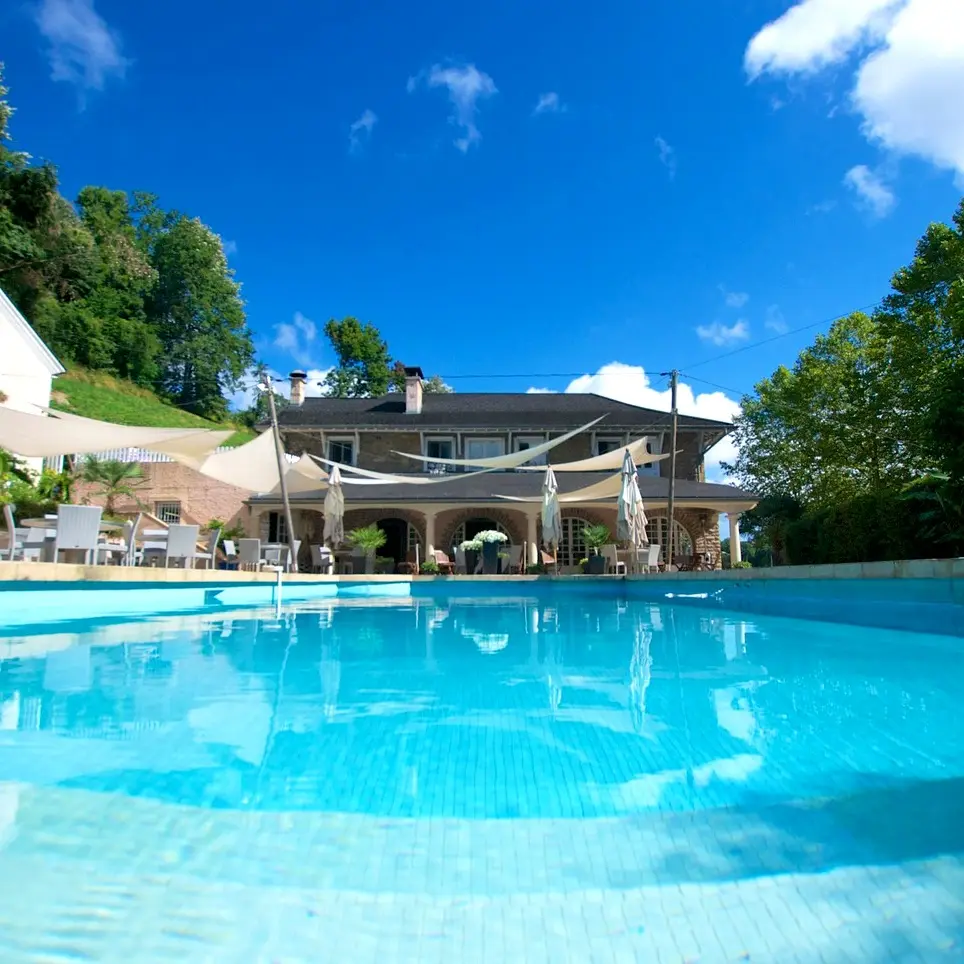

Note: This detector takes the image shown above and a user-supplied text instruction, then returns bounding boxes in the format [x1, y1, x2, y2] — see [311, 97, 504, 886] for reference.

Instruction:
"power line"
[677, 301, 880, 372]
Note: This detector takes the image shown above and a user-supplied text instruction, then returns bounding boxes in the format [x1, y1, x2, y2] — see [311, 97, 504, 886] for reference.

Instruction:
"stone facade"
[74, 462, 251, 531]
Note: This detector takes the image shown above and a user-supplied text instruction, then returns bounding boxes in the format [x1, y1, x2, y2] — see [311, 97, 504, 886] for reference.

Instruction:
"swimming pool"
[0, 588, 962, 961]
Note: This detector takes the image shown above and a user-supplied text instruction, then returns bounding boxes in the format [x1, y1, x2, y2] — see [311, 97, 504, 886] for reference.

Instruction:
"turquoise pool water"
[0, 590, 962, 961]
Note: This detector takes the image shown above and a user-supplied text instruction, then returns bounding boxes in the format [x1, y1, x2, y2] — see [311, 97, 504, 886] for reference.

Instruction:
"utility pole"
[262, 372, 299, 574]
[666, 369, 679, 570]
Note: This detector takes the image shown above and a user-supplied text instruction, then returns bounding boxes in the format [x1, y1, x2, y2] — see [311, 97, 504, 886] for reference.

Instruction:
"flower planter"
[587, 554, 607, 575]
[465, 549, 480, 575]
[482, 541, 500, 575]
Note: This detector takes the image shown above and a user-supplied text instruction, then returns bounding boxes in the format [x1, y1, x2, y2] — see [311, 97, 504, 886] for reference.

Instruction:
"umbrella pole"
[665, 369, 679, 570]
[262, 374, 299, 574]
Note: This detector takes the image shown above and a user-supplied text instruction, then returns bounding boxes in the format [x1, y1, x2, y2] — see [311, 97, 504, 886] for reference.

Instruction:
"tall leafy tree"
[423, 374, 454, 393]
[725, 312, 916, 504]
[324, 317, 393, 397]
[146, 214, 252, 419]
[877, 199, 964, 485]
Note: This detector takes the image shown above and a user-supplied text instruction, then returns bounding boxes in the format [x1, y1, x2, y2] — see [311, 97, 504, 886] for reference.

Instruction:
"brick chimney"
[404, 365, 424, 415]
[289, 370, 307, 406]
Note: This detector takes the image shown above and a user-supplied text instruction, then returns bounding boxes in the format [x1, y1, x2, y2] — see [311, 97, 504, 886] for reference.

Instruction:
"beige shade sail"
[496, 470, 625, 504]
[518, 436, 668, 472]
[195, 430, 328, 494]
[309, 454, 497, 485]
[392, 417, 605, 469]
[1, 406, 230, 461]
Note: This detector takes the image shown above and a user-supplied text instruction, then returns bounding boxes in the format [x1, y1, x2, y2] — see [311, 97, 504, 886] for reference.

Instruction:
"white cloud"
[696, 320, 751, 346]
[526, 387, 555, 394]
[530, 362, 741, 481]
[745, 0, 964, 179]
[222, 239, 238, 256]
[807, 199, 838, 214]
[273, 311, 319, 369]
[719, 285, 749, 309]
[349, 108, 377, 151]
[844, 163, 896, 216]
[409, 63, 497, 152]
[532, 92, 565, 115]
[765, 305, 789, 334]
[36, 0, 128, 91]
[654, 136, 676, 178]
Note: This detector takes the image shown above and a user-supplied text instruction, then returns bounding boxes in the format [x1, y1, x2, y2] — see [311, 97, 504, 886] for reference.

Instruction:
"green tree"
[145, 215, 253, 419]
[79, 457, 146, 516]
[725, 311, 916, 505]
[423, 373, 454, 393]
[324, 317, 393, 397]
[877, 199, 964, 486]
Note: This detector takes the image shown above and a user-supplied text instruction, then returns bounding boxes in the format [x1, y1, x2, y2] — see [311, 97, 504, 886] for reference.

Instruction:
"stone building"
[248, 368, 757, 569]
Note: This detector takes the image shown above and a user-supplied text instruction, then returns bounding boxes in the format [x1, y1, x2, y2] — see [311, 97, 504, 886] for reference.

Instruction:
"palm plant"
[79, 457, 146, 517]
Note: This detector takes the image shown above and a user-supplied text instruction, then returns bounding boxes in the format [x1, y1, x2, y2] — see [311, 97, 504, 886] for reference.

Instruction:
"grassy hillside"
[51, 368, 254, 447]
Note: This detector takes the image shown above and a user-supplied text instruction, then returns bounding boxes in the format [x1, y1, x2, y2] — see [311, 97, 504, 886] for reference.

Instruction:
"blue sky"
[2, 0, 962, 475]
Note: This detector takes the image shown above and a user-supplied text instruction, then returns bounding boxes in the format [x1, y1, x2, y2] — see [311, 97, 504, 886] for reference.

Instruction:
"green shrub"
[732, 560, 753, 569]
[583, 524, 611, 552]
[420, 558, 440, 575]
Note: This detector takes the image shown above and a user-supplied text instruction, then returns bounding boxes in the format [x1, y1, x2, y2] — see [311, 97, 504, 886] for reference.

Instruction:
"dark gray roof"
[278, 392, 733, 433]
[252, 472, 755, 506]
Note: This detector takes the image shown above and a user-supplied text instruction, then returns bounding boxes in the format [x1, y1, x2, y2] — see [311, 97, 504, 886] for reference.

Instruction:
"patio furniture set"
[2, 505, 219, 569]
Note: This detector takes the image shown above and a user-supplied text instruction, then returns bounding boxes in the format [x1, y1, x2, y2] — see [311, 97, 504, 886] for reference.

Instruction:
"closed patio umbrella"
[617, 449, 649, 559]
[323, 464, 345, 547]
[541, 465, 561, 555]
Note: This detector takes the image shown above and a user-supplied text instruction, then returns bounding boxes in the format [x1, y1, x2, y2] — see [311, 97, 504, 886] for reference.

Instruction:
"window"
[155, 502, 181, 525]
[639, 437, 661, 477]
[558, 517, 588, 569]
[425, 436, 455, 474]
[268, 512, 288, 544]
[453, 519, 509, 548]
[464, 438, 506, 462]
[595, 437, 622, 457]
[514, 436, 547, 466]
[327, 438, 355, 465]
[645, 517, 693, 558]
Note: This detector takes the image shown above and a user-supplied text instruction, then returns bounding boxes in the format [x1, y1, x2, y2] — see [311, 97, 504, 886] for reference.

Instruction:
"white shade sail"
[392, 417, 605, 469]
[518, 436, 668, 472]
[194, 430, 327, 494]
[308, 454, 497, 485]
[497, 469, 624, 504]
[541, 466, 562, 550]
[0, 406, 230, 463]
[323, 464, 345, 547]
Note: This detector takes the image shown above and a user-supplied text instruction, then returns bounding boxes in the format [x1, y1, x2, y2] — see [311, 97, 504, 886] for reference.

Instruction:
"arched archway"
[452, 517, 509, 547]
[645, 514, 694, 559]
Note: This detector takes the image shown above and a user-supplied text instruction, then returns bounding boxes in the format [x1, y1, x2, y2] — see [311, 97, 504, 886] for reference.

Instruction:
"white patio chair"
[3, 504, 23, 562]
[507, 544, 523, 574]
[195, 527, 222, 570]
[22, 524, 51, 562]
[96, 518, 136, 566]
[310, 544, 334, 574]
[454, 546, 467, 574]
[601, 544, 625, 575]
[238, 538, 262, 571]
[164, 524, 199, 568]
[54, 505, 103, 565]
[645, 543, 662, 573]
[222, 539, 239, 569]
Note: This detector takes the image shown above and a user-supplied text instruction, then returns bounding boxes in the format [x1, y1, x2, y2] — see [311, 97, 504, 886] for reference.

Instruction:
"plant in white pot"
[347, 524, 387, 575]
[460, 537, 482, 575]
[583, 524, 611, 574]
[476, 529, 508, 574]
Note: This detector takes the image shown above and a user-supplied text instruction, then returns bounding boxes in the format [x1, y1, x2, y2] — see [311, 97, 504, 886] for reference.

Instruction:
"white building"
[0, 286, 65, 471]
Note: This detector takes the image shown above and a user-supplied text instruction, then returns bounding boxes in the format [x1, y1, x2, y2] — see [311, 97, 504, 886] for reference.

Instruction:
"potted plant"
[420, 557, 440, 575]
[583, 524, 611, 574]
[347, 524, 387, 575]
[579, 557, 589, 574]
[460, 537, 482, 575]
[477, 529, 508, 574]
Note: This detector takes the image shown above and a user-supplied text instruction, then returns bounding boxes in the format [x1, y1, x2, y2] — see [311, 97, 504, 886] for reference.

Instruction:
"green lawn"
[51, 368, 254, 447]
